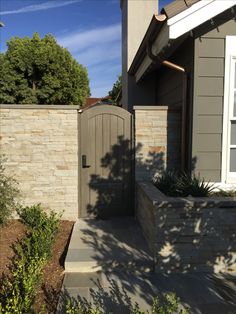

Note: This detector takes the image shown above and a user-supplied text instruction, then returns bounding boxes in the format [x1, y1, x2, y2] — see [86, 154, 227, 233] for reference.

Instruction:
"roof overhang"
[129, 0, 236, 82]
[168, 0, 236, 39]
[128, 14, 167, 75]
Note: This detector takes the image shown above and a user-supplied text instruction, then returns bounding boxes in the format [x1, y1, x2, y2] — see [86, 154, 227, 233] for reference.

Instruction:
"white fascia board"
[168, 0, 236, 39]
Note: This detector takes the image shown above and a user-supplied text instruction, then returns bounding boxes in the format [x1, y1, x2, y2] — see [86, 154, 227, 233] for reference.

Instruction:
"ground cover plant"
[0, 204, 61, 313]
[211, 189, 236, 197]
[64, 291, 188, 314]
[153, 171, 215, 197]
[0, 155, 20, 225]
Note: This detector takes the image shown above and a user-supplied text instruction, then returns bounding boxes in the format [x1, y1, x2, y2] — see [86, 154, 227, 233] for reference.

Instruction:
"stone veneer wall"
[0, 105, 79, 220]
[134, 106, 181, 181]
[136, 181, 236, 274]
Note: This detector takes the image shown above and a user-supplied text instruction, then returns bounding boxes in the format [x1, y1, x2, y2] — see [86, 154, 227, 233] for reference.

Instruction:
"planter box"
[136, 181, 236, 273]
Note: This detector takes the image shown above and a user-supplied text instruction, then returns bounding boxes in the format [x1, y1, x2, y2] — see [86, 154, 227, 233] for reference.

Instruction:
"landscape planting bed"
[0, 219, 74, 313]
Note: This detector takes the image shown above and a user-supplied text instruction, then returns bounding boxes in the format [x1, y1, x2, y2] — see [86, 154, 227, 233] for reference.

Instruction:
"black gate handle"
[82, 155, 91, 168]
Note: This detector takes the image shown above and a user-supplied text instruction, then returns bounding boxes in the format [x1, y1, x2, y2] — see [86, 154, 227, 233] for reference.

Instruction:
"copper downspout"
[147, 42, 187, 172]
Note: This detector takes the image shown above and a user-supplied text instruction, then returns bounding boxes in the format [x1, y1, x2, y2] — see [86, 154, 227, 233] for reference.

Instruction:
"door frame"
[222, 36, 236, 184]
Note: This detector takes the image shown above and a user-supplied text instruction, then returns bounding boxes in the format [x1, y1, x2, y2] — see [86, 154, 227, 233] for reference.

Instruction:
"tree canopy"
[108, 75, 121, 105]
[0, 33, 90, 105]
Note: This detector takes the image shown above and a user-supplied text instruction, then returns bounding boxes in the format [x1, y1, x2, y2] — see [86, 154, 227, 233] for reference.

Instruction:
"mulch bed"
[0, 220, 27, 277]
[0, 219, 74, 313]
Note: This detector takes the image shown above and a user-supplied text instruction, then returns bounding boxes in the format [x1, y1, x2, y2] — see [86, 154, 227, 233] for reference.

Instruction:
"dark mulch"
[0, 220, 27, 277]
[0, 219, 74, 313]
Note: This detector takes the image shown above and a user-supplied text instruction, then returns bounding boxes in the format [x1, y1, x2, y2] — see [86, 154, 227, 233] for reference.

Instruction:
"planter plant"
[153, 171, 215, 197]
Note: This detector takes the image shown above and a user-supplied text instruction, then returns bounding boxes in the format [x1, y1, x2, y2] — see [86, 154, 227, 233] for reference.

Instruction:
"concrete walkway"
[64, 218, 153, 273]
[58, 218, 236, 313]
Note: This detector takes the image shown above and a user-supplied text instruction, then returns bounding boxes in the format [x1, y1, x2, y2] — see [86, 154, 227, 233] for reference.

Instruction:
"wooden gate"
[79, 105, 133, 218]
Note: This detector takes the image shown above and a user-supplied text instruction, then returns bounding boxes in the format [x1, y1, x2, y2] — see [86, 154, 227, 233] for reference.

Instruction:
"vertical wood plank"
[88, 117, 96, 207]
[103, 114, 110, 178]
[110, 115, 118, 149]
[95, 115, 103, 177]
[117, 117, 124, 138]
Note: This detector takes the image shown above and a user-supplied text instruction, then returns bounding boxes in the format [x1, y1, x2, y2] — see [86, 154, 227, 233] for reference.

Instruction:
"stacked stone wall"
[134, 106, 181, 181]
[136, 181, 236, 273]
[0, 106, 79, 220]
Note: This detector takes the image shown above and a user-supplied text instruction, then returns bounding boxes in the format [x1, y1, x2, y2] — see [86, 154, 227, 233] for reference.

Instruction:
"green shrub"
[0, 204, 61, 313]
[153, 171, 214, 197]
[0, 155, 20, 225]
[64, 293, 189, 314]
[17, 203, 60, 234]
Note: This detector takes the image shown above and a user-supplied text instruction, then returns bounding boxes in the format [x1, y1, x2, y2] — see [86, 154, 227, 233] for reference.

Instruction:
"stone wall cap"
[0, 104, 81, 110]
[136, 181, 236, 209]
[134, 106, 169, 110]
[133, 106, 181, 111]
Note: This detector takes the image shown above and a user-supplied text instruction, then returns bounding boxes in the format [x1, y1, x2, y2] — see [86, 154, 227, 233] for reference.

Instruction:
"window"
[222, 36, 236, 183]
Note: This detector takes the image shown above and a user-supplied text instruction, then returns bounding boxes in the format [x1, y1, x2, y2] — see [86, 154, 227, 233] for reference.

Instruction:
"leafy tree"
[108, 75, 121, 105]
[0, 33, 90, 105]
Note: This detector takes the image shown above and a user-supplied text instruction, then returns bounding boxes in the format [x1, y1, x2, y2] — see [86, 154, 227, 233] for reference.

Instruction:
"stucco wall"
[121, 0, 158, 110]
[0, 106, 79, 220]
[134, 106, 181, 181]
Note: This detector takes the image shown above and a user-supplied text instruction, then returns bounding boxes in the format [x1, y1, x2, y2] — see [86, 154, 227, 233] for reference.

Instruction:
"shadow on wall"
[154, 200, 236, 274]
[86, 136, 166, 218]
[136, 177, 236, 277]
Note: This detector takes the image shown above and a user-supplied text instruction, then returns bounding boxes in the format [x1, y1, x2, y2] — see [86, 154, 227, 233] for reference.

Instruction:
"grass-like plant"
[176, 173, 214, 197]
[153, 171, 214, 197]
[0, 155, 20, 225]
[0, 204, 60, 313]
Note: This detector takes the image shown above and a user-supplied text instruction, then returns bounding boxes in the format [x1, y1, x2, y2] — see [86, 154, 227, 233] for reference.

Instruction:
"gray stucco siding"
[192, 16, 236, 182]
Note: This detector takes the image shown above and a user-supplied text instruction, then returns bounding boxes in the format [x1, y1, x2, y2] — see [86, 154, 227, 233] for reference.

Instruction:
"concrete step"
[64, 218, 154, 273]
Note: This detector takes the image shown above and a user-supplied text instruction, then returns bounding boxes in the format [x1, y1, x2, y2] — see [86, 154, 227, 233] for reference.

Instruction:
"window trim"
[222, 36, 236, 183]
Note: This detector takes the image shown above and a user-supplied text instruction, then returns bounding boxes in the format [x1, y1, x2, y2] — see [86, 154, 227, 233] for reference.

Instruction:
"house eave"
[167, 0, 236, 39]
[130, 0, 236, 83]
[128, 14, 167, 75]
